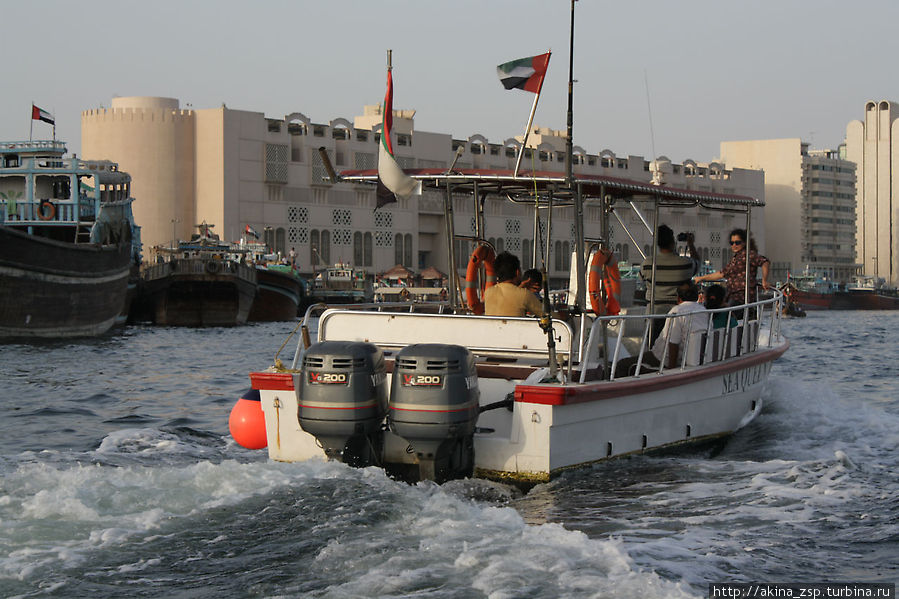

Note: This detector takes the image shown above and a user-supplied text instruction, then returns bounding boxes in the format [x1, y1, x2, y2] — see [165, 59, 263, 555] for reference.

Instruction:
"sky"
[5, 0, 899, 164]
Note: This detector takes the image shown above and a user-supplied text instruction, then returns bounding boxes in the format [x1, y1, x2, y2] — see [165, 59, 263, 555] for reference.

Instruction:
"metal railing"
[583, 288, 784, 382]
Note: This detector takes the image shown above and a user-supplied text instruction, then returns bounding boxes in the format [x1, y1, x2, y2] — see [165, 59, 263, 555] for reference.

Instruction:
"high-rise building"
[719, 139, 857, 284]
[845, 100, 899, 285]
[82, 96, 766, 283]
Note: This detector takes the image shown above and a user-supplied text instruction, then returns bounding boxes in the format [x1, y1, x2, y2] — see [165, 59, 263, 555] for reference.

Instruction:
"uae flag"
[32, 104, 55, 125]
[377, 66, 421, 207]
[496, 52, 551, 93]
[245, 224, 260, 239]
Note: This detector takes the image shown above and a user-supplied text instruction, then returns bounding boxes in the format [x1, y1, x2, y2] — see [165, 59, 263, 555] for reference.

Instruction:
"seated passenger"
[704, 284, 738, 328]
[484, 252, 545, 317]
[615, 282, 708, 375]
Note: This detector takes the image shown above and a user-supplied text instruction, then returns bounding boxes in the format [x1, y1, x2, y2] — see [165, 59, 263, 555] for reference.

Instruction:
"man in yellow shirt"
[484, 252, 545, 317]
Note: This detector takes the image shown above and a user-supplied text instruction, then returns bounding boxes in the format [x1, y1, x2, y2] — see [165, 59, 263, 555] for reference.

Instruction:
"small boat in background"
[784, 268, 837, 310]
[0, 139, 141, 338]
[135, 223, 256, 326]
[309, 262, 372, 304]
[832, 275, 899, 310]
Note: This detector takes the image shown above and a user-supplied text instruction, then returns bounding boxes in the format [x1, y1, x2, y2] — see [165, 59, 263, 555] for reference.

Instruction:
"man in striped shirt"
[641, 225, 696, 343]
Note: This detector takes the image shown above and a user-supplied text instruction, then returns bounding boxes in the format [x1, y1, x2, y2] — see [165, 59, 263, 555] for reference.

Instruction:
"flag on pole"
[377, 61, 421, 207]
[496, 53, 551, 94]
[245, 224, 260, 239]
[32, 104, 55, 125]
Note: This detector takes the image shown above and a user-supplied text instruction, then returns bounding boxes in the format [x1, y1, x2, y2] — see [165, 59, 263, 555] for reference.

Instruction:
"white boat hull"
[250, 337, 785, 483]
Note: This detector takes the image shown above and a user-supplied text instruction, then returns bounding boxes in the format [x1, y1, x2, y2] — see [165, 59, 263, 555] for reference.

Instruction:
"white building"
[82, 96, 766, 284]
[845, 100, 899, 285]
[719, 139, 857, 284]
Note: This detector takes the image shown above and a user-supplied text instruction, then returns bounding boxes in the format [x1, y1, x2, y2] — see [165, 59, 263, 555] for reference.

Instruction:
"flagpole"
[30, 102, 33, 142]
[513, 50, 551, 178]
[513, 93, 541, 178]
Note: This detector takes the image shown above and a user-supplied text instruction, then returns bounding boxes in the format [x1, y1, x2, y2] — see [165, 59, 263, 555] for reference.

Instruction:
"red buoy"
[229, 389, 268, 449]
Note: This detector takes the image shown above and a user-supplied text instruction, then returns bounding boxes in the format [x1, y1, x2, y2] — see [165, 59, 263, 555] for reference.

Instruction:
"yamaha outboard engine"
[297, 341, 387, 467]
[386, 344, 479, 483]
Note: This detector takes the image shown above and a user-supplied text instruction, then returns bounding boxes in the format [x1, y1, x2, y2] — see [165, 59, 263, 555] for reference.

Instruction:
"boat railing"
[142, 258, 256, 282]
[585, 288, 785, 382]
[1, 198, 92, 225]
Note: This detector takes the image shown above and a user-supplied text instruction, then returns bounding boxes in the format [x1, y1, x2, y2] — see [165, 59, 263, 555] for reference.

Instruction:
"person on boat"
[641, 225, 695, 343]
[484, 252, 545, 317]
[288, 247, 297, 267]
[704, 284, 738, 328]
[616, 282, 709, 376]
[694, 228, 770, 305]
[521, 268, 543, 296]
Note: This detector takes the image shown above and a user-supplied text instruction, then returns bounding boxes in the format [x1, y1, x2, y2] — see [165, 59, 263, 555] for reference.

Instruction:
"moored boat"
[136, 223, 256, 326]
[832, 275, 899, 310]
[309, 262, 372, 304]
[248, 263, 305, 321]
[0, 139, 141, 338]
[784, 268, 837, 310]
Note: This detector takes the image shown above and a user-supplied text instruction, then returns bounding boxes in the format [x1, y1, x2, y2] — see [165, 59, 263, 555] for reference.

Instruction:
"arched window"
[554, 240, 563, 271]
[395, 233, 403, 265]
[264, 227, 275, 253]
[562, 241, 570, 270]
[455, 238, 469, 268]
[403, 233, 413, 267]
[320, 230, 331, 264]
[310, 230, 320, 267]
[275, 227, 286, 256]
[522, 239, 532, 269]
[364, 232, 373, 267]
[353, 232, 363, 266]
[622, 244, 629, 262]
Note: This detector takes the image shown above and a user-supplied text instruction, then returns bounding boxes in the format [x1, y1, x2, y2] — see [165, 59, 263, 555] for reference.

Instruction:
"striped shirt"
[641, 252, 695, 311]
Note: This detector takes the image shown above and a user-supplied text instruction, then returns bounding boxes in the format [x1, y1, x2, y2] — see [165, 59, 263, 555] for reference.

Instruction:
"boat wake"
[0, 426, 698, 598]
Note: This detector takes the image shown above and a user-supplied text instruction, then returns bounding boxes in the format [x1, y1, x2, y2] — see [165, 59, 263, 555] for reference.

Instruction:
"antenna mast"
[565, 0, 576, 185]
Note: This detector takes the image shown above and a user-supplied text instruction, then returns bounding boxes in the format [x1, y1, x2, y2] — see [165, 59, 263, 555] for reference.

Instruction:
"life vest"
[588, 249, 621, 316]
[464, 244, 496, 315]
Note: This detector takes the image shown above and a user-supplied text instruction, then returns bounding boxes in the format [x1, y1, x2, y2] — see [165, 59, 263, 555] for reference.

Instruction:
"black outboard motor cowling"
[296, 341, 387, 466]
[387, 343, 479, 482]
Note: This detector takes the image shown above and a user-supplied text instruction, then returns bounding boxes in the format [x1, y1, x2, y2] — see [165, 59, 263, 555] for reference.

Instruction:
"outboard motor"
[297, 341, 387, 467]
[387, 344, 479, 483]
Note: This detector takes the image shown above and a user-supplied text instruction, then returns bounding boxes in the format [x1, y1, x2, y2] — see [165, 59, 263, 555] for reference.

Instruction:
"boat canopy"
[339, 168, 764, 210]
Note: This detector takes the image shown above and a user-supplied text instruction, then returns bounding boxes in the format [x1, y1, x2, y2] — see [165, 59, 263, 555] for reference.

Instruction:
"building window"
[311, 229, 330, 267]
[394, 233, 413, 267]
[275, 227, 286, 255]
[265, 144, 288, 183]
[522, 238, 532, 269]
[264, 227, 275, 252]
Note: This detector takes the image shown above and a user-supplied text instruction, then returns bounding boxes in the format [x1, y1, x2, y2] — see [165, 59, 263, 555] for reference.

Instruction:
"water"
[1, 313, 897, 598]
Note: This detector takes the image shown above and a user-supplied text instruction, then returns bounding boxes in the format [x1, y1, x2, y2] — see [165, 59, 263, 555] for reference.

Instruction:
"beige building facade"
[845, 100, 899, 285]
[719, 139, 857, 285]
[82, 96, 766, 283]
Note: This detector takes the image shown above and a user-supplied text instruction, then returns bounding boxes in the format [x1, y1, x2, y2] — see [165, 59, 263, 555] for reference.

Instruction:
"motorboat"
[235, 169, 788, 484]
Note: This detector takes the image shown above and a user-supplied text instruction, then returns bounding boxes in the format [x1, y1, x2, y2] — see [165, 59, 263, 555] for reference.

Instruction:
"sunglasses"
[729, 240, 744, 246]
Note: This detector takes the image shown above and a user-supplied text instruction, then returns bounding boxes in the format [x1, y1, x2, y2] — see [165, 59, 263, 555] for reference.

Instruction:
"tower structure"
[845, 100, 899, 285]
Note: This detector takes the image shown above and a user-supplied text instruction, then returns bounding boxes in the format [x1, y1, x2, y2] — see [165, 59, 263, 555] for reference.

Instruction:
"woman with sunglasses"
[694, 228, 770, 305]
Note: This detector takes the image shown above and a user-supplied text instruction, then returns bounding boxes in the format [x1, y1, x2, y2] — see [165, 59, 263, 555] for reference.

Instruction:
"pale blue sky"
[6, 0, 899, 163]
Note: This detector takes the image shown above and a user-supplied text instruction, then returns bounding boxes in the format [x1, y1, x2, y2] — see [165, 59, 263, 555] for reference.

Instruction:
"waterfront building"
[719, 139, 858, 285]
[82, 96, 766, 285]
[845, 100, 899, 285]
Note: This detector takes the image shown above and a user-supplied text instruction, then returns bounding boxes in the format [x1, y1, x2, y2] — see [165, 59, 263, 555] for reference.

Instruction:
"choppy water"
[1, 313, 897, 598]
